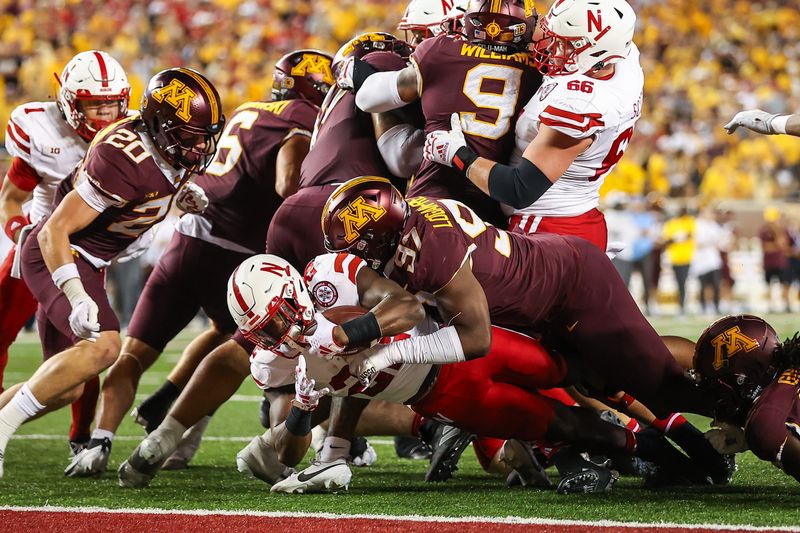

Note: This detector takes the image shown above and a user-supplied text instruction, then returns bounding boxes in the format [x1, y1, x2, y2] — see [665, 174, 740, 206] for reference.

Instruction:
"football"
[321, 305, 372, 355]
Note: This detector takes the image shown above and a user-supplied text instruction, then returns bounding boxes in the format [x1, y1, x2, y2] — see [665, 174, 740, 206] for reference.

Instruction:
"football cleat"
[117, 428, 179, 488]
[270, 458, 352, 494]
[425, 424, 475, 482]
[236, 432, 295, 485]
[394, 436, 432, 460]
[162, 416, 211, 470]
[64, 437, 111, 477]
[556, 466, 619, 494]
[502, 440, 553, 489]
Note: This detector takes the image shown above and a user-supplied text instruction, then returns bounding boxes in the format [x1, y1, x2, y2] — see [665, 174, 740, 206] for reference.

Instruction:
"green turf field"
[2, 314, 799, 526]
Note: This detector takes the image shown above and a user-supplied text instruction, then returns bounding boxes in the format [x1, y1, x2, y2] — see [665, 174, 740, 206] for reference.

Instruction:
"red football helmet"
[332, 32, 415, 77]
[272, 49, 335, 107]
[693, 314, 781, 423]
[140, 68, 225, 174]
[321, 177, 408, 271]
[462, 0, 538, 54]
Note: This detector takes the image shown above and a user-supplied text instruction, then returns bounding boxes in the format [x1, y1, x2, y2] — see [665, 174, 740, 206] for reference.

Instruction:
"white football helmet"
[227, 255, 314, 351]
[533, 0, 636, 75]
[398, 0, 468, 43]
[56, 50, 130, 141]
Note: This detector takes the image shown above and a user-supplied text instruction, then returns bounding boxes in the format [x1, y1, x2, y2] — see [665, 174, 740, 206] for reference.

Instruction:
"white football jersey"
[4, 102, 88, 223]
[250, 252, 436, 404]
[506, 45, 644, 218]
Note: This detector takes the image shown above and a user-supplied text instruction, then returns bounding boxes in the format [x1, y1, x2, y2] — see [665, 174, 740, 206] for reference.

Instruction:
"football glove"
[175, 182, 209, 214]
[424, 113, 466, 167]
[294, 355, 330, 411]
[303, 314, 346, 358]
[724, 110, 784, 135]
[336, 57, 355, 92]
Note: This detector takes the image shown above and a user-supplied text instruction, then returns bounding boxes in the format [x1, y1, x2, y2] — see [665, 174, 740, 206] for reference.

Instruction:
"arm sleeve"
[355, 71, 405, 113]
[5, 107, 33, 164]
[5, 157, 41, 192]
[486, 157, 554, 209]
[376, 124, 424, 178]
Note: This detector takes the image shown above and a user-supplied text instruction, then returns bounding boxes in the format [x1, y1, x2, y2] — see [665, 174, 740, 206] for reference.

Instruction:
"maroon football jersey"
[299, 52, 409, 189]
[407, 34, 542, 225]
[388, 196, 579, 331]
[196, 99, 318, 252]
[55, 116, 186, 263]
[745, 369, 800, 461]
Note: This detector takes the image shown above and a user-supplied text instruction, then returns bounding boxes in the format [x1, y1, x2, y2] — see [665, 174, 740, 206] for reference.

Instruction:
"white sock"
[91, 429, 115, 442]
[0, 384, 43, 476]
[11, 383, 45, 418]
[319, 436, 350, 462]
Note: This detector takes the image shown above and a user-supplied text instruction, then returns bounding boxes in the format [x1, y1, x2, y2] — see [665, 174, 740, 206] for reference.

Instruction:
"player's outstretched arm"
[351, 65, 420, 113]
[424, 115, 591, 208]
[354, 265, 425, 338]
[724, 109, 800, 136]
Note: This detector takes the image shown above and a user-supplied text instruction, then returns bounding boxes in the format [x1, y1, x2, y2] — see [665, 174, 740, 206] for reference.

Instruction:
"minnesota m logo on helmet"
[711, 326, 760, 371]
[338, 196, 387, 243]
[291, 54, 335, 86]
[150, 78, 196, 122]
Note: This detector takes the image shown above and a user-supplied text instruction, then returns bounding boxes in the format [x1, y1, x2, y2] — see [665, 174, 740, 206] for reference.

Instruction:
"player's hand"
[303, 314, 345, 358]
[348, 346, 393, 389]
[294, 355, 330, 411]
[705, 422, 748, 454]
[336, 57, 355, 91]
[423, 113, 466, 167]
[68, 296, 100, 342]
[175, 182, 209, 213]
[724, 109, 781, 135]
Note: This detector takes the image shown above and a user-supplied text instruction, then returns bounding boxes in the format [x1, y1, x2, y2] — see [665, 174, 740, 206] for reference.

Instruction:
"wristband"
[772, 115, 790, 134]
[340, 311, 382, 346]
[4, 215, 27, 241]
[284, 405, 313, 437]
[52, 262, 80, 289]
[453, 146, 479, 177]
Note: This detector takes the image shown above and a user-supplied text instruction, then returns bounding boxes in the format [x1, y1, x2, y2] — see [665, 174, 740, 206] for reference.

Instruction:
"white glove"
[10, 223, 34, 279]
[175, 182, 209, 214]
[294, 355, 330, 411]
[351, 441, 378, 467]
[724, 109, 784, 135]
[348, 346, 395, 389]
[303, 314, 346, 358]
[423, 113, 467, 167]
[68, 297, 100, 342]
[705, 422, 748, 454]
[336, 56, 355, 91]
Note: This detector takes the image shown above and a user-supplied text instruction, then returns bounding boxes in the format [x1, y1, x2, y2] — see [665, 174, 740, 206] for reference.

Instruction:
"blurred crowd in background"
[2, 0, 800, 320]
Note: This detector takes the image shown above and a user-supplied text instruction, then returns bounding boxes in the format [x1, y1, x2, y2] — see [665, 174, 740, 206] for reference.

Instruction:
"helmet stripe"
[93, 51, 109, 88]
[490, 0, 503, 13]
[178, 68, 219, 124]
[230, 266, 255, 318]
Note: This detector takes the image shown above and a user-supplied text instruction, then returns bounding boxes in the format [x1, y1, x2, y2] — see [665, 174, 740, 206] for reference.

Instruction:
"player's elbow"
[462, 328, 492, 360]
[399, 293, 426, 326]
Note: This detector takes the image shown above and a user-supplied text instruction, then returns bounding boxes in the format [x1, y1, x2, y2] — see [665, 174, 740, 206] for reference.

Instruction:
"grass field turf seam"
[1, 315, 799, 527]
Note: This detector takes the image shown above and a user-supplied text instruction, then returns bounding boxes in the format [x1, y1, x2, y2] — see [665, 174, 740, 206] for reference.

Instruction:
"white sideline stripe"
[0, 505, 797, 531]
[11, 434, 395, 446]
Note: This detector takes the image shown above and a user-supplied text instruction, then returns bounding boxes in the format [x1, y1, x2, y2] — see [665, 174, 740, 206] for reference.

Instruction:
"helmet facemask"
[243, 282, 313, 354]
[149, 114, 224, 175]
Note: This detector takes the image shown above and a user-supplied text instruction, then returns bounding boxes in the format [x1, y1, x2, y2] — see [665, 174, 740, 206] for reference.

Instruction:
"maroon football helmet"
[331, 32, 415, 77]
[693, 314, 781, 423]
[321, 177, 408, 271]
[272, 49, 335, 107]
[462, 0, 538, 54]
[140, 68, 225, 174]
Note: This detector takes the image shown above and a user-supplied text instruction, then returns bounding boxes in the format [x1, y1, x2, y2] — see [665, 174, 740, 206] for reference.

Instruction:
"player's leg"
[0, 248, 38, 391]
[118, 336, 253, 487]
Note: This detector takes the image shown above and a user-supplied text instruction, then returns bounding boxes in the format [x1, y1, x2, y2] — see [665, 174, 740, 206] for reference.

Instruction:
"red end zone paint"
[1, 509, 797, 533]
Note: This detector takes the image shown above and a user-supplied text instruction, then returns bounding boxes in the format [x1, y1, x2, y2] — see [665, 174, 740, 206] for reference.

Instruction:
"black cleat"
[556, 466, 618, 494]
[394, 436, 432, 460]
[425, 424, 475, 482]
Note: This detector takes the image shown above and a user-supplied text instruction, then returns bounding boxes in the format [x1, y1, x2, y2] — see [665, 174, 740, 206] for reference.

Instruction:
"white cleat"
[270, 458, 352, 494]
[236, 431, 294, 485]
[64, 438, 111, 478]
[117, 428, 181, 488]
[162, 416, 211, 470]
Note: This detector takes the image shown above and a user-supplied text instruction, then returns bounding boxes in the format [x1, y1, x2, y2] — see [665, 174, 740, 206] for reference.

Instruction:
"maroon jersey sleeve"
[745, 370, 800, 461]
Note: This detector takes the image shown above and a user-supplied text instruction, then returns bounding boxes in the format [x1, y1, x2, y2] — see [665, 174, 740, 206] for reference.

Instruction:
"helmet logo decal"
[338, 196, 387, 243]
[486, 20, 502, 38]
[260, 262, 292, 277]
[711, 326, 760, 371]
[524, 0, 535, 18]
[291, 54, 335, 85]
[151, 79, 196, 122]
[587, 9, 603, 33]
